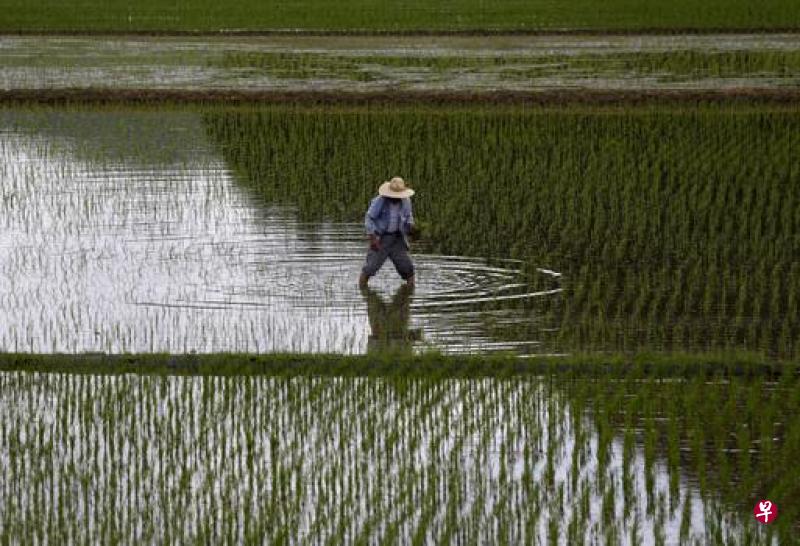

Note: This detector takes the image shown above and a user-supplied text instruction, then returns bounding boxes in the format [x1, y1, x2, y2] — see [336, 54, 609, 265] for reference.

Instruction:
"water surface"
[0, 107, 560, 354]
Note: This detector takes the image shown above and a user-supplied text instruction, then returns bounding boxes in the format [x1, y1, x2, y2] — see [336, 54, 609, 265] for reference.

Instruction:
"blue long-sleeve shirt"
[364, 196, 414, 236]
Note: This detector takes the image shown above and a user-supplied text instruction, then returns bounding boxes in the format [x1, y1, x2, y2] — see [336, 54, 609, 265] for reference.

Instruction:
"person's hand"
[369, 234, 382, 251]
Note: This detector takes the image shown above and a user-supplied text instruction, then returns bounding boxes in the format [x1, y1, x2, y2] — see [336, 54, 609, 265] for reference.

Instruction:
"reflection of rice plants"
[0, 360, 793, 543]
[205, 104, 800, 358]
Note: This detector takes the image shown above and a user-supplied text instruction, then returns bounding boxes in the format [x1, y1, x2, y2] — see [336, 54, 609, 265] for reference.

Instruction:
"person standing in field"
[358, 177, 416, 288]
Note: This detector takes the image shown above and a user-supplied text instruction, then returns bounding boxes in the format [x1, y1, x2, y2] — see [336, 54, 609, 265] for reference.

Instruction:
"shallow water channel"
[0, 107, 561, 355]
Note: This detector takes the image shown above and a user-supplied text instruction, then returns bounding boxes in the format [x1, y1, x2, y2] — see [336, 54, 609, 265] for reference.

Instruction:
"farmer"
[358, 176, 416, 288]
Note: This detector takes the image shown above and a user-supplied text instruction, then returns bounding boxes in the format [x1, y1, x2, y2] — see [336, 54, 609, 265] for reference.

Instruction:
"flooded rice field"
[2, 102, 798, 357]
[1, 33, 799, 93]
[0, 371, 784, 544]
[202, 104, 800, 359]
[1, 23, 798, 545]
[0, 107, 561, 355]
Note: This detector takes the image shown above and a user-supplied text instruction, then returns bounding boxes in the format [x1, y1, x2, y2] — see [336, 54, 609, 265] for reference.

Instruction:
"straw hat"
[378, 177, 415, 199]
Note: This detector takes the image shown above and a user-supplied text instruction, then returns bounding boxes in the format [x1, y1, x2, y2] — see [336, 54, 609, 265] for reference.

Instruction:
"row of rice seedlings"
[204, 103, 800, 358]
[2, 0, 799, 32]
[0, 370, 771, 544]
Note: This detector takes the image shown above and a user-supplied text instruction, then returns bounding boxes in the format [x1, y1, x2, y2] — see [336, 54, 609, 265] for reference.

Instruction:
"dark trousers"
[361, 233, 415, 280]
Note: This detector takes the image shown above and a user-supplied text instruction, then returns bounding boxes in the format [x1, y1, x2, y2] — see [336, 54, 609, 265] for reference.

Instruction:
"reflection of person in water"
[361, 283, 422, 354]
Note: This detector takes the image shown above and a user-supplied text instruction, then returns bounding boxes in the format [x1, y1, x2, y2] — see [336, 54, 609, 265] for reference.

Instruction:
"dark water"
[0, 108, 561, 355]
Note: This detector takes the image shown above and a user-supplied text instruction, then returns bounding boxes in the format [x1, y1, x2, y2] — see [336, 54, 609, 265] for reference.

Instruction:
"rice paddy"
[2, 90, 799, 539]
[2, 1, 799, 542]
[0, 360, 796, 544]
[5, 102, 798, 359]
[0, 106, 568, 355]
[205, 102, 800, 360]
[1, 98, 797, 540]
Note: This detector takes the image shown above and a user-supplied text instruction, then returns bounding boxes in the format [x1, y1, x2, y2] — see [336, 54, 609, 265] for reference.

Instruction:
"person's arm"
[365, 197, 381, 234]
[365, 197, 383, 250]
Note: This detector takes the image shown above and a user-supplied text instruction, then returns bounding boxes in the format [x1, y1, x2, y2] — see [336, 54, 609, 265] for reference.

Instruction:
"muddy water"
[0, 107, 560, 355]
[1, 34, 799, 93]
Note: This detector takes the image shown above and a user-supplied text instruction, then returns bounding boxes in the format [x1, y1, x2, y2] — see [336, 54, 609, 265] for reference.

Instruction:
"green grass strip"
[0, 351, 795, 378]
[1, 0, 799, 33]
